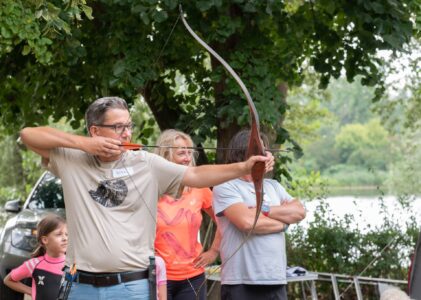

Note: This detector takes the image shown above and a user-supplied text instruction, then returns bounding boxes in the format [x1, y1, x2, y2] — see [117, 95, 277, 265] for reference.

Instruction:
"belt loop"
[117, 273, 122, 284]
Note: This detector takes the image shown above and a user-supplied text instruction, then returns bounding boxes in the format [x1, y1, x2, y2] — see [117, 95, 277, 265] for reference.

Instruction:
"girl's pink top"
[10, 254, 65, 300]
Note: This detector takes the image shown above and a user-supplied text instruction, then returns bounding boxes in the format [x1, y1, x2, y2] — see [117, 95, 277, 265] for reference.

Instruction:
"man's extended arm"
[182, 152, 274, 188]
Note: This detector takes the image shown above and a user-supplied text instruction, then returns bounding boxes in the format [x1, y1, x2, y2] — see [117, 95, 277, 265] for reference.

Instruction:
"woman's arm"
[193, 207, 221, 268]
[3, 273, 32, 296]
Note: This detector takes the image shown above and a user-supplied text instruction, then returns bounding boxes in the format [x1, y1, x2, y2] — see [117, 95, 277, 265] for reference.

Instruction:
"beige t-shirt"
[47, 148, 187, 272]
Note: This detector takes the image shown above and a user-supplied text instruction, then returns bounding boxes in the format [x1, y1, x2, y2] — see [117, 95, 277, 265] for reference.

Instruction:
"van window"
[27, 173, 64, 209]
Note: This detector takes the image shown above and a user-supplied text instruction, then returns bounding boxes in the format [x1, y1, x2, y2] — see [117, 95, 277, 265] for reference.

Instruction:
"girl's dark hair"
[225, 129, 269, 164]
[32, 214, 66, 258]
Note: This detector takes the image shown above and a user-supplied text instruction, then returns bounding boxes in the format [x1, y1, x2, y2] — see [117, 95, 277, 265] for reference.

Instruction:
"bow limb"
[179, 6, 266, 226]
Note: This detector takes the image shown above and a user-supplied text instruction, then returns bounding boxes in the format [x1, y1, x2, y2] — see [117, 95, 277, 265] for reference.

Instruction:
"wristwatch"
[262, 207, 270, 216]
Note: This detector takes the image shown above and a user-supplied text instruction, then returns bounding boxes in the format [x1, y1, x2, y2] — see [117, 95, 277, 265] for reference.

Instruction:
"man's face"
[91, 108, 133, 142]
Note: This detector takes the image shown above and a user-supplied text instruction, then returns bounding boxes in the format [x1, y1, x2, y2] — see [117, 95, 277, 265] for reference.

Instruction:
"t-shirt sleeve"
[155, 256, 167, 286]
[275, 181, 293, 203]
[212, 182, 244, 216]
[44, 147, 61, 177]
[268, 179, 293, 203]
[149, 153, 187, 198]
[10, 258, 39, 281]
[45, 147, 82, 178]
[201, 188, 213, 209]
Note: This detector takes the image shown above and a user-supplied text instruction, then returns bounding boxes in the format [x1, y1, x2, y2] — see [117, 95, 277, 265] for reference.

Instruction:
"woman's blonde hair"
[32, 214, 66, 258]
[154, 129, 197, 166]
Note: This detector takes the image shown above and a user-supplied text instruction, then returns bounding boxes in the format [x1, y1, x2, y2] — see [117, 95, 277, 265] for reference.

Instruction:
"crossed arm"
[222, 198, 306, 235]
[223, 202, 287, 235]
[264, 199, 306, 224]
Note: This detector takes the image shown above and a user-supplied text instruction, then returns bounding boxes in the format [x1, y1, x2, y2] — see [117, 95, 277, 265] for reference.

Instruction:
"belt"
[75, 269, 149, 287]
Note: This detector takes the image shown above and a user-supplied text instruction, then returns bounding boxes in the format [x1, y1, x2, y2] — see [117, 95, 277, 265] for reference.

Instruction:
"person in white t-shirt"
[213, 130, 306, 300]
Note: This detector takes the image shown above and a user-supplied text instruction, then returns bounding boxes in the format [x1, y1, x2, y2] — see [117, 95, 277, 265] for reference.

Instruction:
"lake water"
[1, 194, 421, 233]
[292, 194, 421, 232]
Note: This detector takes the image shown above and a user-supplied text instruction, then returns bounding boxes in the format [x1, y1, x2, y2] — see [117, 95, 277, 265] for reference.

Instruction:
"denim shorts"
[67, 278, 149, 300]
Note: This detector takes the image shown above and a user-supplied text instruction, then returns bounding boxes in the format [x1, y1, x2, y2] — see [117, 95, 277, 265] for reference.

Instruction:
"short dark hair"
[225, 129, 269, 164]
[85, 97, 129, 132]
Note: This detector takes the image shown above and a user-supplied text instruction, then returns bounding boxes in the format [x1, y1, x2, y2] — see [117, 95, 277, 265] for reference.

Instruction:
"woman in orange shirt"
[154, 129, 221, 300]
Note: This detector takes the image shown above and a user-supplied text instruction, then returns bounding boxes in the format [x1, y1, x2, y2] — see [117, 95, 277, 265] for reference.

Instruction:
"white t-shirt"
[213, 178, 292, 285]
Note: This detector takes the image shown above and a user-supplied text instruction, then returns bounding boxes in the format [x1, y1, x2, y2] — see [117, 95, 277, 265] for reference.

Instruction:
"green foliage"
[287, 168, 330, 201]
[284, 74, 334, 146]
[130, 96, 160, 145]
[288, 75, 395, 187]
[323, 77, 376, 125]
[0, 0, 92, 64]
[375, 40, 421, 132]
[0, 0, 419, 150]
[386, 128, 421, 195]
[0, 119, 79, 206]
[325, 164, 387, 187]
[334, 119, 391, 170]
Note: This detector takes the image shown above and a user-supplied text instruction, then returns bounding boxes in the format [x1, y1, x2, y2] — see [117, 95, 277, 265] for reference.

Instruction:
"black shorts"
[167, 273, 207, 300]
[221, 284, 287, 300]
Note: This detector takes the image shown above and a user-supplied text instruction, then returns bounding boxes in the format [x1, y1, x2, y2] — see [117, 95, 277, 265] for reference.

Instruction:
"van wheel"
[0, 276, 24, 300]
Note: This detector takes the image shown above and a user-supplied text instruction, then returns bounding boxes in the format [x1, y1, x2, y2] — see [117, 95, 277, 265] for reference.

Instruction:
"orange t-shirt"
[155, 188, 212, 280]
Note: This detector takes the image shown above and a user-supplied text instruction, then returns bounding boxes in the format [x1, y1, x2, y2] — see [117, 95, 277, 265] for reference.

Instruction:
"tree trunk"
[141, 81, 181, 131]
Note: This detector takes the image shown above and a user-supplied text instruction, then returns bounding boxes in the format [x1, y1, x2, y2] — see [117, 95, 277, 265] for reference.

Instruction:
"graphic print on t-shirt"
[159, 208, 198, 259]
[89, 179, 128, 207]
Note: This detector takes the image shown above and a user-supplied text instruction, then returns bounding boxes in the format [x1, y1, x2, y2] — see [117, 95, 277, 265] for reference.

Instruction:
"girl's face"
[171, 138, 194, 166]
[41, 223, 68, 257]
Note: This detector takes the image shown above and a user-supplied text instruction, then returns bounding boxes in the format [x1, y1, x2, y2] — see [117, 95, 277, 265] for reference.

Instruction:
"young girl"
[4, 214, 67, 300]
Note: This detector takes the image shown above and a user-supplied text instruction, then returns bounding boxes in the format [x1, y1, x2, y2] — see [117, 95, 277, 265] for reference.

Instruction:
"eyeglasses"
[96, 123, 135, 135]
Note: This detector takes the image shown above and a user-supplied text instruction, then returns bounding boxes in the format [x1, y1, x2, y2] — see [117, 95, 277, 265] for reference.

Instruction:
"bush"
[286, 199, 418, 299]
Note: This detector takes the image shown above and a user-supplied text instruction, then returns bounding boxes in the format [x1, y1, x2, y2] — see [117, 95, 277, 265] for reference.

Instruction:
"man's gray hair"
[85, 97, 129, 132]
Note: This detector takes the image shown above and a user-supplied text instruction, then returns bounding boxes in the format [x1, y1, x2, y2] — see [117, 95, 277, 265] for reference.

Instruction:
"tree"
[334, 119, 391, 170]
[0, 0, 419, 163]
[386, 127, 421, 195]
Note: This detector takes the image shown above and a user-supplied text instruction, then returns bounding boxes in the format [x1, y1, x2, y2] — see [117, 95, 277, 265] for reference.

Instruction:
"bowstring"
[153, 12, 181, 67]
[121, 158, 158, 224]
